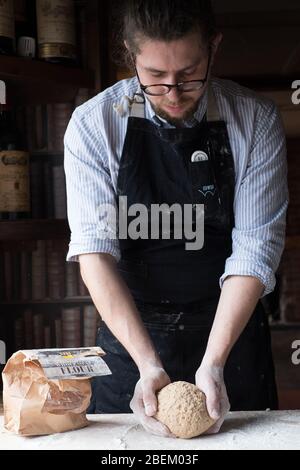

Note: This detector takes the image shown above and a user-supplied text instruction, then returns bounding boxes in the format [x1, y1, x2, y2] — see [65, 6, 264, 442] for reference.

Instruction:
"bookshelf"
[0, 0, 105, 373]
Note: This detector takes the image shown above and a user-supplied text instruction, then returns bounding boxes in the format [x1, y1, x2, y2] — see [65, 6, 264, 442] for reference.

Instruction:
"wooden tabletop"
[1, 411, 300, 450]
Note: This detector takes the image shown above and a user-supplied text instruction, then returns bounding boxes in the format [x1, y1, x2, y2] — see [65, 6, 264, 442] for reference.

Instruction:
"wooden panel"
[108, 3, 300, 87]
[1, 296, 92, 305]
[285, 237, 300, 250]
[271, 327, 300, 409]
[0, 56, 93, 88]
[0, 55, 94, 104]
[0, 220, 70, 241]
[216, 10, 300, 27]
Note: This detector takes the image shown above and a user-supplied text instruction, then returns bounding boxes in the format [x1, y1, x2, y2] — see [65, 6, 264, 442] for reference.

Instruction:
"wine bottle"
[36, 0, 77, 65]
[0, 81, 30, 220]
[0, 0, 15, 55]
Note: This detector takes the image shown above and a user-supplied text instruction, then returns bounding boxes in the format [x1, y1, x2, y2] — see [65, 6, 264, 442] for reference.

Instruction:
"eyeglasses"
[134, 50, 211, 96]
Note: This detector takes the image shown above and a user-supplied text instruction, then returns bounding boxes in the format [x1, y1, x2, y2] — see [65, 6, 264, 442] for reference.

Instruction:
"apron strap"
[130, 83, 221, 122]
[130, 92, 146, 118]
[207, 84, 221, 122]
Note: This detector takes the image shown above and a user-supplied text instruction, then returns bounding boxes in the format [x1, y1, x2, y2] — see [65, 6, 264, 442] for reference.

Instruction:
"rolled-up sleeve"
[64, 110, 121, 263]
[219, 101, 289, 297]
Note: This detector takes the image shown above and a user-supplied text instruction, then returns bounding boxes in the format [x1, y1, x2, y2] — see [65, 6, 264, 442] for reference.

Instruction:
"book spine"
[31, 240, 47, 300]
[62, 306, 81, 348]
[83, 305, 98, 347]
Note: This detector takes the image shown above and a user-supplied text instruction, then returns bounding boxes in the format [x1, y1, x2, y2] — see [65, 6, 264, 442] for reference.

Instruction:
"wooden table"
[1, 411, 300, 450]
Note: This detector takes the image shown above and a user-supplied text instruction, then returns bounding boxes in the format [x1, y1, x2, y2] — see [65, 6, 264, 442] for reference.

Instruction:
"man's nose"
[167, 86, 182, 102]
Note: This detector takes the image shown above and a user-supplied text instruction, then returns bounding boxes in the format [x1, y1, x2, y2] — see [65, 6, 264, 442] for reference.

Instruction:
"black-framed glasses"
[134, 50, 211, 96]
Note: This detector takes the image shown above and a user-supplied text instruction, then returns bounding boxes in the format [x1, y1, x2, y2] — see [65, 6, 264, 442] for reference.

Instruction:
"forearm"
[202, 275, 264, 368]
[79, 253, 162, 374]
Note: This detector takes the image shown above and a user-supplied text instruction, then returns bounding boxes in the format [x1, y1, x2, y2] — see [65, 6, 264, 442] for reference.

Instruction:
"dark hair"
[112, 0, 217, 70]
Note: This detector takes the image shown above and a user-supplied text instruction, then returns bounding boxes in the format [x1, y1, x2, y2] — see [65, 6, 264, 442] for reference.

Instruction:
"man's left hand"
[195, 363, 230, 434]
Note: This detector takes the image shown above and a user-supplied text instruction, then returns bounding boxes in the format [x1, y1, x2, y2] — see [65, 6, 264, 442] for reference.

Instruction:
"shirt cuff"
[219, 258, 276, 298]
[66, 238, 121, 263]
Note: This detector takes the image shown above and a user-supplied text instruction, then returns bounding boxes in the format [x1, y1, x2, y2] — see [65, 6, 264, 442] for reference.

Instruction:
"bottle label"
[37, 0, 76, 55]
[0, 150, 30, 212]
[0, 0, 15, 39]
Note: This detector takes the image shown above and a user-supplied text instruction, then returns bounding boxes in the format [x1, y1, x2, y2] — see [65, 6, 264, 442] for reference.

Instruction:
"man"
[64, 0, 288, 437]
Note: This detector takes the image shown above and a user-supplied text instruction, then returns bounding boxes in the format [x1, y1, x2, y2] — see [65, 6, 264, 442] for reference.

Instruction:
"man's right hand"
[130, 366, 175, 438]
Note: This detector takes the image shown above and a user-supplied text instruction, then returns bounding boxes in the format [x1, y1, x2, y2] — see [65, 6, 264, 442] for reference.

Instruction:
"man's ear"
[210, 32, 223, 55]
[124, 40, 129, 50]
[209, 32, 223, 66]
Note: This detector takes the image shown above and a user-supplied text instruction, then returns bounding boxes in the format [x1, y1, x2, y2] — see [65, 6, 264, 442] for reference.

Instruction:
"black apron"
[88, 86, 278, 413]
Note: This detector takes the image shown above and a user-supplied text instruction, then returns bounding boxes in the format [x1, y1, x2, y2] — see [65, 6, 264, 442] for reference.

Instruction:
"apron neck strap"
[130, 92, 146, 118]
[130, 83, 221, 122]
[207, 84, 220, 122]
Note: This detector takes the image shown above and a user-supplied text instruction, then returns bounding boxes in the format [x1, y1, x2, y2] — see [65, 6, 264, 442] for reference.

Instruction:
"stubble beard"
[151, 97, 200, 127]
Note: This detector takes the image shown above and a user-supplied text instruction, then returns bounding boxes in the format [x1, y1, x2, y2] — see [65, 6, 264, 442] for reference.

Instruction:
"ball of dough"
[155, 381, 216, 439]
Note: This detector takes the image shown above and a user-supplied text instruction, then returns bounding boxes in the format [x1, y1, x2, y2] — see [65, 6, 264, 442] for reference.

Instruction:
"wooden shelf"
[0, 219, 70, 241]
[1, 296, 92, 306]
[0, 55, 94, 104]
[271, 322, 300, 331]
[0, 221, 298, 246]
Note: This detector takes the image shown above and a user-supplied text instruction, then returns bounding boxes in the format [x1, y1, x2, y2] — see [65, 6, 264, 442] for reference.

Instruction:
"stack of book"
[0, 240, 89, 302]
[14, 305, 100, 351]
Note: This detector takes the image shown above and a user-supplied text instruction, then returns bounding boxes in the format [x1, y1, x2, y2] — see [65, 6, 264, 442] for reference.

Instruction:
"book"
[46, 240, 65, 299]
[20, 250, 31, 301]
[31, 241, 47, 300]
[65, 261, 79, 297]
[3, 251, 13, 301]
[30, 157, 45, 218]
[83, 305, 99, 347]
[43, 157, 54, 218]
[24, 309, 33, 349]
[52, 163, 67, 219]
[62, 306, 81, 348]
[33, 313, 45, 349]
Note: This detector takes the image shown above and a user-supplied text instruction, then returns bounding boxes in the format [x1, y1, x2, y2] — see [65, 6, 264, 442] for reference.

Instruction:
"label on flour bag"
[23, 347, 112, 380]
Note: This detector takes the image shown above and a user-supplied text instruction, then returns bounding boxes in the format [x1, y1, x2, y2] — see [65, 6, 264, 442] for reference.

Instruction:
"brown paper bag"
[2, 347, 111, 436]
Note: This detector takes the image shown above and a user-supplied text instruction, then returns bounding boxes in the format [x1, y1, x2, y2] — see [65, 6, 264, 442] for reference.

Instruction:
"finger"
[204, 385, 221, 421]
[130, 393, 175, 438]
[130, 392, 144, 415]
[195, 374, 221, 421]
[140, 416, 176, 438]
[142, 386, 158, 417]
[204, 418, 224, 435]
[204, 397, 230, 435]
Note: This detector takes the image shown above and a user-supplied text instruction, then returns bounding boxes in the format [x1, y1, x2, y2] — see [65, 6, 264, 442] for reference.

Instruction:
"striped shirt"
[64, 76, 289, 297]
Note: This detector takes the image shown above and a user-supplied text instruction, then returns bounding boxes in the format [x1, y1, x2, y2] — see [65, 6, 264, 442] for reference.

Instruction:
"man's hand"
[130, 366, 175, 438]
[195, 363, 230, 434]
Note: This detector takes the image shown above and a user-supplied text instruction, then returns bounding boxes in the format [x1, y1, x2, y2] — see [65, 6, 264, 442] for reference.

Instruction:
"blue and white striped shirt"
[64, 76, 289, 297]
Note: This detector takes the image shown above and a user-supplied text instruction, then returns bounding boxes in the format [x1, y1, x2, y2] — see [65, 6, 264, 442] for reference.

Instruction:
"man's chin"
[155, 102, 199, 126]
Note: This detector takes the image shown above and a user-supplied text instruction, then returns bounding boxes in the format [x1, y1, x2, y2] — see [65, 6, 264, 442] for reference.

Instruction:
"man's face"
[134, 31, 220, 125]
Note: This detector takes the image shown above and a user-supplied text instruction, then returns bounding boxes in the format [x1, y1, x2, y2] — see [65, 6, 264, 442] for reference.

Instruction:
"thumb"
[205, 386, 221, 421]
[143, 388, 158, 417]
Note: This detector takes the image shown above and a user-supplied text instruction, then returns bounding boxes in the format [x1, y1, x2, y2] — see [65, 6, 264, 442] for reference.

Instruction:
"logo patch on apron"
[198, 185, 216, 197]
[191, 151, 209, 162]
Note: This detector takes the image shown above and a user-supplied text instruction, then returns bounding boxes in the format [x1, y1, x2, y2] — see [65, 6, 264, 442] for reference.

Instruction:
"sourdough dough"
[155, 381, 216, 439]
